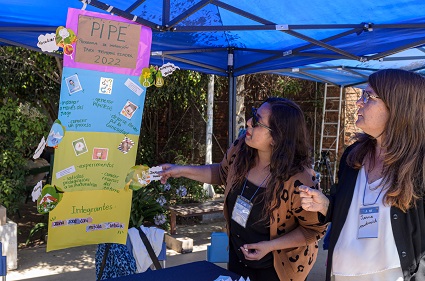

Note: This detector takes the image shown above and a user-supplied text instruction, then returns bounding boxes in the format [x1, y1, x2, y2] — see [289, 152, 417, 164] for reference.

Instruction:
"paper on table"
[213, 276, 232, 281]
[213, 276, 250, 281]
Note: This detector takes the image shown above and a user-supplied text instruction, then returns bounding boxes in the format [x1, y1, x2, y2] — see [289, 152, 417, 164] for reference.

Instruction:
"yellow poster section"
[48, 131, 138, 251]
[51, 131, 138, 192]
[47, 189, 132, 251]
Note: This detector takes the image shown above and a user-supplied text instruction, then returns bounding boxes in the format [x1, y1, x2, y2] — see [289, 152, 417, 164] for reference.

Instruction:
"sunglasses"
[362, 89, 380, 104]
[251, 107, 272, 131]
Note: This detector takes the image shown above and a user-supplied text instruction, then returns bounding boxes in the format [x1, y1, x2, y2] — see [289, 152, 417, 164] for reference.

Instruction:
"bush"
[0, 98, 48, 214]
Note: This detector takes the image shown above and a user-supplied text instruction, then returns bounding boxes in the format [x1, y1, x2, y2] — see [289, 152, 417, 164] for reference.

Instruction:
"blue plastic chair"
[0, 242, 7, 280]
[206, 232, 229, 263]
[157, 242, 167, 268]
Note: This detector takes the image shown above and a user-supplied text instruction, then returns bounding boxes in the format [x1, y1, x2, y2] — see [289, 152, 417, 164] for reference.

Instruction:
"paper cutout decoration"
[33, 136, 46, 159]
[37, 184, 64, 214]
[32, 180, 43, 202]
[47, 120, 66, 147]
[55, 26, 77, 57]
[159, 62, 180, 77]
[124, 165, 162, 191]
[37, 33, 59, 52]
[139, 66, 164, 88]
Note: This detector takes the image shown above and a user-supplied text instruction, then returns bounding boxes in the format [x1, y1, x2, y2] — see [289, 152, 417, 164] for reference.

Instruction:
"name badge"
[357, 206, 379, 239]
[231, 195, 253, 228]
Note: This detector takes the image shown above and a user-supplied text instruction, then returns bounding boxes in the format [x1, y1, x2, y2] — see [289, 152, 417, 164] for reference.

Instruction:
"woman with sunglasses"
[300, 69, 425, 281]
[160, 97, 327, 281]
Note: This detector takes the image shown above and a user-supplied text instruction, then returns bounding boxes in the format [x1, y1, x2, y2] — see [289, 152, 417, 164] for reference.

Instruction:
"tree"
[0, 47, 61, 123]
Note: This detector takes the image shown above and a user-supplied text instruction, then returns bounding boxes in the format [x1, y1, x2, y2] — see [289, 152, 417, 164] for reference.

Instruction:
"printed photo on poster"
[65, 74, 83, 94]
[72, 137, 88, 156]
[120, 100, 138, 119]
[99, 77, 113, 94]
[92, 148, 109, 160]
[118, 137, 134, 154]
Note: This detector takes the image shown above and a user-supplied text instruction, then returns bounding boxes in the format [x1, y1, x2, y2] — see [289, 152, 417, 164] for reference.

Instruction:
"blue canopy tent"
[2, 0, 425, 141]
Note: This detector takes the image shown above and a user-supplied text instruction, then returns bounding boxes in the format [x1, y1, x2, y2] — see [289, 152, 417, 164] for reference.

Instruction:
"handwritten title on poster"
[75, 15, 141, 69]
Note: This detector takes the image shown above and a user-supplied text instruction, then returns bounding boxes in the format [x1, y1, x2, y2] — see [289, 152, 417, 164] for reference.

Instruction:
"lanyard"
[362, 171, 384, 206]
[240, 172, 271, 202]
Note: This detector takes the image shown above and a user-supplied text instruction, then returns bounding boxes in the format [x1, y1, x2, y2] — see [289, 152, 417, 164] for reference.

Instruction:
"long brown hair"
[232, 97, 312, 222]
[347, 69, 425, 212]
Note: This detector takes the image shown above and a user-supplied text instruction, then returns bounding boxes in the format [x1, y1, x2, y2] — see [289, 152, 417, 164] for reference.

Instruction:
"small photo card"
[99, 77, 113, 95]
[92, 147, 109, 160]
[120, 100, 138, 119]
[72, 137, 88, 156]
[118, 137, 135, 154]
[65, 74, 83, 94]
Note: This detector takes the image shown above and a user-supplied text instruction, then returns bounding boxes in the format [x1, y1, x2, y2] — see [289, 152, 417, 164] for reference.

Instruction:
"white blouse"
[331, 167, 403, 280]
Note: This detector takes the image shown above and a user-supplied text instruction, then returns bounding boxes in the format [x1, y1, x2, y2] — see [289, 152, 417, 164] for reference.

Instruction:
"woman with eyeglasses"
[300, 69, 425, 281]
[160, 97, 327, 281]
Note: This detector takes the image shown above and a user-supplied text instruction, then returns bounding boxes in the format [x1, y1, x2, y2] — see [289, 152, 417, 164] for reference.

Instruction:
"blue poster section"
[58, 67, 146, 135]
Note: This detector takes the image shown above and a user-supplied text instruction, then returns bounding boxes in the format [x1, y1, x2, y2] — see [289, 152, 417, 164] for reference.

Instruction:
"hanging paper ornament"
[124, 165, 162, 191]
[159, 62, 180, 77]
[63, 44, 74, 56]
[37, 184, 64, 214]
[47, 119, 66, 148]
[55, 26, 77, 58]
[139, 68, 153, 87]
[154, 71, 164, 87]
[37, 33, 59, 53]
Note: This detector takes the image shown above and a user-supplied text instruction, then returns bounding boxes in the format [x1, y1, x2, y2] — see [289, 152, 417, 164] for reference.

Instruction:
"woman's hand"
[299, 185, 330, 216]
[159, 164, 182, 184]
[240, 241, 272, 261]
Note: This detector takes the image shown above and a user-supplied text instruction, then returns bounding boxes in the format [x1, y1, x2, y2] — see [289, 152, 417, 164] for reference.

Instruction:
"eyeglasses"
[251, 107, 272, 131]
[361, 89, 380, 104]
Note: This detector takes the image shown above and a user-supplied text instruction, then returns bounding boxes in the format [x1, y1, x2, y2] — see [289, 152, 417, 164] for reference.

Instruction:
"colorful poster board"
[47, 8, 152, 251]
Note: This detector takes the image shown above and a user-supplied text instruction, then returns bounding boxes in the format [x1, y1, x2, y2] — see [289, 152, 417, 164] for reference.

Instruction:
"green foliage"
[0, 98, 49, 213]
[0, 46, 61, 122]
[276, 76, 304, 96]
[25, 222, 47, 246]
[130, 184, 165, 228]
[131, 70, 211, 228]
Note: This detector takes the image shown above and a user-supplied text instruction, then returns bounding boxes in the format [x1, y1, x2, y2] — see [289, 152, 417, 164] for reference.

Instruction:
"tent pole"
[228, 49, 236, 147]
[204, 74, 216, 198]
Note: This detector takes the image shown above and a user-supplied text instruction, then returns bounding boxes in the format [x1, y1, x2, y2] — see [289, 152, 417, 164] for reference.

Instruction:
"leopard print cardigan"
[219, 138, 327, 281]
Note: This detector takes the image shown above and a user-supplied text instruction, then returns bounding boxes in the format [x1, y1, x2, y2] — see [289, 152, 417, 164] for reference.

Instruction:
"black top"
[226, 179, 273, 268]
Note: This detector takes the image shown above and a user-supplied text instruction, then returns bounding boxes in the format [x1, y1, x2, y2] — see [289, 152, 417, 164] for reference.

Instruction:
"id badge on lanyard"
[231, 195, 253, 228]
[357, 206, 379, 238]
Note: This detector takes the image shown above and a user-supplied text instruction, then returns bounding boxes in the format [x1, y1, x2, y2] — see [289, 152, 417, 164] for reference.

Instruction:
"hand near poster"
[124, 165, 162, 191]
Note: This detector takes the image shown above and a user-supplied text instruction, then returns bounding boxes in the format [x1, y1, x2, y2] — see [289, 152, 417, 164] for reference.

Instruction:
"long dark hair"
[233, 97, 312, 222]
[347, 69, 425, 212]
